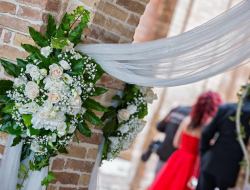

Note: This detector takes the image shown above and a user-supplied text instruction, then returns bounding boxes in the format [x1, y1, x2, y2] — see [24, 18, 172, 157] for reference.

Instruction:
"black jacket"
[157, 106, 191, 161]
[200, 101, 250, 185]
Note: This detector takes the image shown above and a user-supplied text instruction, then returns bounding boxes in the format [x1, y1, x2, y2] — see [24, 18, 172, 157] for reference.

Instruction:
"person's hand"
[209, 139, 216, 146]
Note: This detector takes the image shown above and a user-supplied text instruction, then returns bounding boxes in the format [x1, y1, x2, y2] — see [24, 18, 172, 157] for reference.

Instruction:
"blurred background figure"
[198, 95, 250, 190]
[147, 91, 222, 190]
[141, 106, 191, 175]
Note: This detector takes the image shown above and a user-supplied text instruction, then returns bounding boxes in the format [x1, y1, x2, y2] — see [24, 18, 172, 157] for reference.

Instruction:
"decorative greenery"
[0, 6, 107, 188]
[101, 84, 157, 162]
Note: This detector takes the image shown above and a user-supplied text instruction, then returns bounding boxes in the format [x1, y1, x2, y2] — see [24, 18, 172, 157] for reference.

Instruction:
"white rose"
[48, 92, 61, 103]
[50, 111, 57, 118]
[15, 102, 22, 108]
[40, 69, 47, 76]
[30, 140, 43, 152]
[109, 137, 119, 146]
[70, 96, 82, 109]
[55, 112, 66, 122]
[118, 109, 130, 121]
[144, 90, 158, 104]
[18, 104, 30, 114]
[76, 87, 82, 95]
[39, 108, 51, 119]
[29, 102, 39, 113]
[29, 65, 40, 80]
[118, 124, 130, 134]
[26, 64, 34, 73]
[57, 122, 67, 136]
[48, 133, 57, 143]
[62, 73, 73, 84]
[43, 100, 53, 111]
[68, 125, 76, 134]
[49, 64, 63, 79]
[41, 46, 52, 58]
[136, 85, 148, 95]
[13, 77, 27, 88]
[59, 60, 71, 70]
[127, 105, 137, 115]
[24, 81, 39, 99]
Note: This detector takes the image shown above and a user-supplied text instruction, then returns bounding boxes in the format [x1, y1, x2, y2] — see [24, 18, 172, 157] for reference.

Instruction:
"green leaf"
[82, 98, 108, 112]
[138, 105, 148, 119]
[89, 87, 108, 97]
[101, 107, 117, 121]
[28, 26, 49, 47]
[37, 158, 50, 170]
[29, 126, 40, 136]
[83, 110, 104, 126]
[29, 160, 35, 171]
[46, 14, 57, 39]
[77, 121, 92, 137]
[22, 114, 32, 127]
[18, 164, 28, 173]
[18, 173, 21, 179]
[66, 59, 84, 75]
[16, 58, 28, 73]
[21, 43, 39, 54]
[0, 58, 19, 77]
[103, 118, 118, 137]
[58, 146, 68, 154]
[0, 121, 23, 135]
[58, 13, 71, 33]
[112, 95, 122, 101]
[68, 22, 84, 45]
[41, 171, 56, 187]
[35, 51, 50, 69]
[17, 184, 23, 189]
[21, 144, 32, 161]
[74, 130, 79, 144]
[0, 95, 10, 103]
[92, 63, 105, 83]
[2, 102, 15, 114]
[0, 80, 13, 95]
[11, 135, 22, 147]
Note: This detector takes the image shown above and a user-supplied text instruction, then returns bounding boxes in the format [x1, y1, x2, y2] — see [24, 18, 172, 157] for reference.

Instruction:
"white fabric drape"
[76, 0, 250, 87]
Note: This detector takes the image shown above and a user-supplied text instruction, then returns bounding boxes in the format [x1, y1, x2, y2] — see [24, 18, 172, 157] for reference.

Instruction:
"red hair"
[189, 91, 222, 129]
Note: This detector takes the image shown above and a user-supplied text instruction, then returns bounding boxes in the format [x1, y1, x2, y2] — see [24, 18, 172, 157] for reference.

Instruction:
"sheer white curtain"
[76, 0, 250, 87]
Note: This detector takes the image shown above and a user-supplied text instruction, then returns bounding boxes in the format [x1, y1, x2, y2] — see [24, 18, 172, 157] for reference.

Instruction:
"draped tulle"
[76, 0, 250, 87]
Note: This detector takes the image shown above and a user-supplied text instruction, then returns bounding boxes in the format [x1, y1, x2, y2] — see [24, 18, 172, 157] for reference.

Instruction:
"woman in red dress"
[148, 91, 222, 190]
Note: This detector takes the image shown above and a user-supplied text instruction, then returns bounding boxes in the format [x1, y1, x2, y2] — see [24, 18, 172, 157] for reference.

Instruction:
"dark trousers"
[196, 171, 234, 190]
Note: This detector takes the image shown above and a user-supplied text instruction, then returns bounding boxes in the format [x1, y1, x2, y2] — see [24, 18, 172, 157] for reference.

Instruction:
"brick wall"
[0, 0, 148, 190]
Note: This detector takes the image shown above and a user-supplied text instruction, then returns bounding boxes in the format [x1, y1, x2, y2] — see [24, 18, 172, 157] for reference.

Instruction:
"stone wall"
[0, 0, 148, 190]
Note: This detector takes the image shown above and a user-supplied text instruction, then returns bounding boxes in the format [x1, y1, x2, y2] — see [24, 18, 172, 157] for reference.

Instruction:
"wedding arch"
[0, 0, 250, 189]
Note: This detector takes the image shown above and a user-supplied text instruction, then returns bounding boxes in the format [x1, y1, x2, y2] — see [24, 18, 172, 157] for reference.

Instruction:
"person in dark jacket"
[155, 106, 191, 174]
[197, 99, 250, 190]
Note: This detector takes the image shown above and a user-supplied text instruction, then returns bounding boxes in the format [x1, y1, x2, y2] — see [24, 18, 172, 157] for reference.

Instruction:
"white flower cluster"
[6, 44, 98, 155]
[106, 87, 157, 161]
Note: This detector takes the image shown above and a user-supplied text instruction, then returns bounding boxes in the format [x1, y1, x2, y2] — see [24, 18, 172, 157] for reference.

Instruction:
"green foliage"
[92, 63, 105, 83]
[16, 184, 23, 189]
[0, 80, 14, 95]
[28, 26, 49, 47]
[18, 164, 28, 174]
[77, 121, 92, 137]
[29, 126, 40, 136]
[29, 160, 35, 171]
[36, 158, 50, 170]
[22, 114, 33, 127]
[11, 135, 22, 147]
[82, 98, 108, 112]
[0, 59, 19, 77]
[21, 43, 39, 54]
[16, 58, 28, 73]
[66, 58, 85, 75]
[21, 144, 32, 161]
[84, 110, 104, 126]
[58, 146, 68, 154]
[2, 102, 15, 114]
[41, 171, 56, 186]
[89, 87, 108, 97]
[35, 51, 50, 69]
[0, 95, 10, 103]
[101, 107, 117, 121]
[46, 15, 57, 39]
[103, 118, 118, 138]
[0, 121, 22, 135]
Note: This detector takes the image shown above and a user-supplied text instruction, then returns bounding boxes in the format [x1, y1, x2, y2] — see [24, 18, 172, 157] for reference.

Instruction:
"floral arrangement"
[101, 84, 157, 162]
[0, 7, 108, 188]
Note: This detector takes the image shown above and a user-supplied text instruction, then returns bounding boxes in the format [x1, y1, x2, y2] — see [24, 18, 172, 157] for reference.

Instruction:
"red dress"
[148, 133, 200, 190]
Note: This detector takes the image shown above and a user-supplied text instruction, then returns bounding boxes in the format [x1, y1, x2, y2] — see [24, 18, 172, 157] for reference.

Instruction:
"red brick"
[78, 188, 88, 190]
[16, 0, 48, 9]
[0, 45, 29, 61]
[51, 172, 80, 185]
[73, 131, 103, 145]
[65, 159, 95, 173]
[65, 144, 87, 159]
[51, 158, 65, 170]
[88, 24, 120, 44]
[0, 145, 5, 154]
[127, 14, 140, 27]
[96, 73, 125, 91]
[46, 0, 61, 12]
[0, 2, 16, 15]
[17, 6, 47, 21]
[3, 31, 12, 43]
[0, 14, 40, 34]
[117, 0, 146, 15]
[59, 188, 77, 190]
